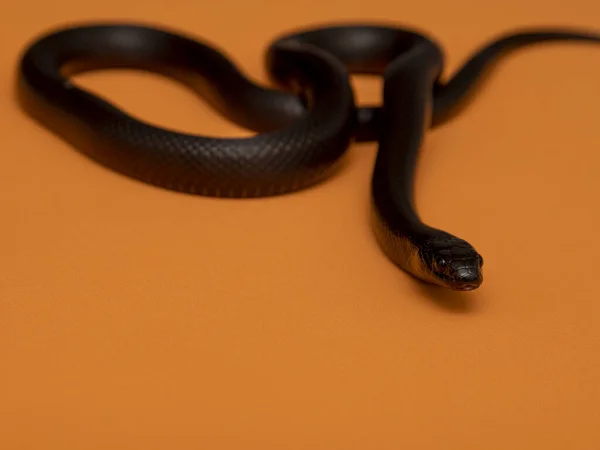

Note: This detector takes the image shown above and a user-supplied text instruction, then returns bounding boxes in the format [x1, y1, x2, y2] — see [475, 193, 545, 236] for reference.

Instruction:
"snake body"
[16, 22, 600, 290]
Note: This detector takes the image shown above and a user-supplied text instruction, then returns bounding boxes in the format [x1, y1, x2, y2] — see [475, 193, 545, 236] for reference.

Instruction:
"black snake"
[16, 21, 600, 291]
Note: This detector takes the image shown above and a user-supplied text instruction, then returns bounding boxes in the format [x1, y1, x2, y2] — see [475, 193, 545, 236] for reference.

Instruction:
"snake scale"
[16, 21, 600, 290]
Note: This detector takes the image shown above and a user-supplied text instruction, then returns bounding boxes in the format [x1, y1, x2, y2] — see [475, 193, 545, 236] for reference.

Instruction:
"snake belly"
[16, 22, 600, 291]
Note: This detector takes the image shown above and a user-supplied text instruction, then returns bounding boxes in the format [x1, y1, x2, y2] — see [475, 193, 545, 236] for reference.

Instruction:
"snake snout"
[448, 258, 483, 290]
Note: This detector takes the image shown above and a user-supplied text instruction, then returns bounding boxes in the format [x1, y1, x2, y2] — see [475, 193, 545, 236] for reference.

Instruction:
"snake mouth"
[461, 284, 478, 291]
[431, 274, 483, 291]
[447, 269, 483, 291]
[451, 279, 482, 291]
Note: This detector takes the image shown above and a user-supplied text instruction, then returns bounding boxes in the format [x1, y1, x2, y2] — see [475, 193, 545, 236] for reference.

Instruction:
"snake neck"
[371, 44, 441, 233]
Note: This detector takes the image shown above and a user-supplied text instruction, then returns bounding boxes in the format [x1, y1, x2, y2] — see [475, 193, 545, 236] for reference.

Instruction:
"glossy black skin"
[16, 22, 600, 290]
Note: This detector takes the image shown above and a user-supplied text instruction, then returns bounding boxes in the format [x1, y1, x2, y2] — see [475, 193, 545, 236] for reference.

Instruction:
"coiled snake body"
[17, 22, 600, 290]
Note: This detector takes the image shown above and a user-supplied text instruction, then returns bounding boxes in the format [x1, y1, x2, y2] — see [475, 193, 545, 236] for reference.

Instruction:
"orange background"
[2, 0, 600, 448]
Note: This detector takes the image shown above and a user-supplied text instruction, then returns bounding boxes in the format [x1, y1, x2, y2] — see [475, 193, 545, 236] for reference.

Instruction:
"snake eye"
[432, 257, 447, 273]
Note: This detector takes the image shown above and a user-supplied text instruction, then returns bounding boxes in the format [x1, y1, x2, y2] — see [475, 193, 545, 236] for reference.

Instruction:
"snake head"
[420, 234, 484, 291]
